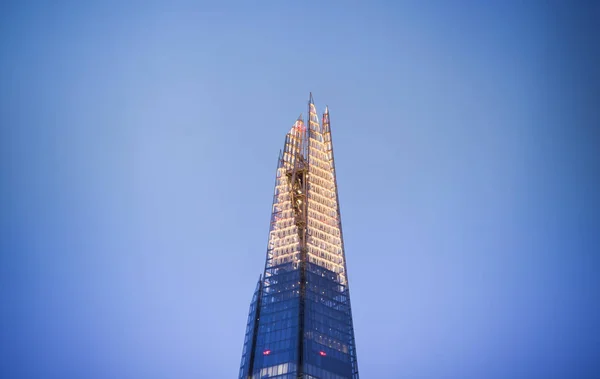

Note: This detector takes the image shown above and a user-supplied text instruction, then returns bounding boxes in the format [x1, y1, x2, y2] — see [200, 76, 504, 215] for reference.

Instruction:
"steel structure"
[239, 94, 359, 379]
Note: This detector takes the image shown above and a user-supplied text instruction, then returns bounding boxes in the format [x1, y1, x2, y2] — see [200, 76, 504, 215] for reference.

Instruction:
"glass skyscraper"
[238, 94, 359, 379]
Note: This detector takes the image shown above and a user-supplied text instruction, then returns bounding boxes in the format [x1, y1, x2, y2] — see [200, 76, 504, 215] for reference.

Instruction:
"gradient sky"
[1, 1, 599, 378]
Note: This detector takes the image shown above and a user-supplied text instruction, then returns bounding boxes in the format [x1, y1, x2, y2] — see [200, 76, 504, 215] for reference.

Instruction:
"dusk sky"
[1, 1, 599, 378]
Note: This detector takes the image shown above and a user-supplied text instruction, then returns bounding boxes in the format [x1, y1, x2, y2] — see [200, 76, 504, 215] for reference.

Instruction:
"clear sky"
[1, 1, 599, 378]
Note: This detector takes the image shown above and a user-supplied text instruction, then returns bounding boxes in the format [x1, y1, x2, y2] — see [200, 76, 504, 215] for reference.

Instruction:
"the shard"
[239, 94, 359, 379]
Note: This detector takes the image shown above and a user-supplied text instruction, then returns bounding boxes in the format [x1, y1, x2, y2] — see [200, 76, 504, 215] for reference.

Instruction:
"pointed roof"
[297, 113, 303, 122]
[322, 105, 330, 133]
[309, 92, 314, 105]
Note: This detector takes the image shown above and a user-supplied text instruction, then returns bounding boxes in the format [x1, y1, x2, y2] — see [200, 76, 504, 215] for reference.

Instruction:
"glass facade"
[239, 278, 263, 379]
[239, 94, 359, 379]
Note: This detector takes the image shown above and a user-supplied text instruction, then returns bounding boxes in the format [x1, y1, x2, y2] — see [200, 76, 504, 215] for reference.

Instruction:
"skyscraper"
[238, 94, 359, 379]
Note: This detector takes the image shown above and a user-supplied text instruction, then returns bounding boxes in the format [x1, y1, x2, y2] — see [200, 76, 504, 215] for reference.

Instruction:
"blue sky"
[1, 1, 599, 378]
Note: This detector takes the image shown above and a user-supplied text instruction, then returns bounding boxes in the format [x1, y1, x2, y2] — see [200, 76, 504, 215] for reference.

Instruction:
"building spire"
[308, 92, 320, 132]
[322, 105, 330, 133]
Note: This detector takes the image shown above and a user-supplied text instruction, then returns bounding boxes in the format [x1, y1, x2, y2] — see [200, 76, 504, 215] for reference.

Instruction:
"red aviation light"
[319, 351, 327, 356]
[263, 349, 271, 355]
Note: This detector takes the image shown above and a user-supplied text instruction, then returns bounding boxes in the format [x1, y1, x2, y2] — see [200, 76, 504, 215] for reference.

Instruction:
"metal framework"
[239, 94, 359, 379]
